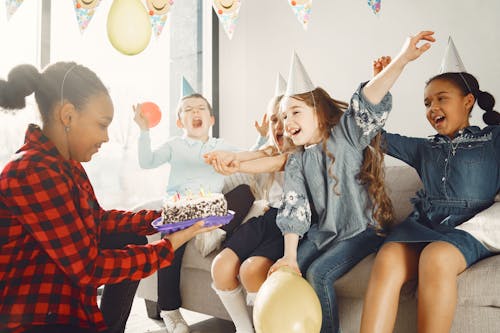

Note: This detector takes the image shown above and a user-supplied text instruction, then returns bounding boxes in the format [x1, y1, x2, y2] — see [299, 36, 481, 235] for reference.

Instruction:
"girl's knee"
[239, 257, 272, 281]
[211, 250, 240, 286]
[419, 242, 466, 277]
[372, 243, 417, 283]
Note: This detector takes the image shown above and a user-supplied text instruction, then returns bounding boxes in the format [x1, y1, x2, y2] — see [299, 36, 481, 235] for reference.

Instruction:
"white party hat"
[274, 73, 287, 97]
[285, 52, 315, 96]
[439, 36, 467, 73]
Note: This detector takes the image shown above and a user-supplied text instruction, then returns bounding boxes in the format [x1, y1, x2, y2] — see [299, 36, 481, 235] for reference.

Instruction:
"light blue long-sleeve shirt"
[138, 132, 237, 195]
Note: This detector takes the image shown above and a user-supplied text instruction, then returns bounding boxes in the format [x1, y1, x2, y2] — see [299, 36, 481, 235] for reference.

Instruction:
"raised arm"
[363, 31, 435, 104]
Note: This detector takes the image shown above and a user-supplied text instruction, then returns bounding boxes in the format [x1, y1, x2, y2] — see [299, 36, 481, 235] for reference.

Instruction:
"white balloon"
[107, 0, 152, 55]
[253, 267, 322, 333]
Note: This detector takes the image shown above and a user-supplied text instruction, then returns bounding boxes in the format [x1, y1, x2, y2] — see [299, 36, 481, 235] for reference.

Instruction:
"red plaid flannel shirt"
[0, 125, 174, 332]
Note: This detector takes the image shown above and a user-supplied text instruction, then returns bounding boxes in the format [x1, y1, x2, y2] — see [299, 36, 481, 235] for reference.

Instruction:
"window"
[1, 1, 207, 210]
[0, 1, 40, 170]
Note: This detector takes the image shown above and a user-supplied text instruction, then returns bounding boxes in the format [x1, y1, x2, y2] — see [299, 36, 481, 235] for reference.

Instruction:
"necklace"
[451, 140, 460, 156]
[450, 131, 464, 156]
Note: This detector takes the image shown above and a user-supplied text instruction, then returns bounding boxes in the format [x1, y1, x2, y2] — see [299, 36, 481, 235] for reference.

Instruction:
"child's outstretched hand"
[397, 30, 435, 64]
[203, 151, 240, 175]
[254, 113, 269, 138]
[203, 150, 236, 166]
[373, 56, 392, 77]
[132, 103, 149, 131]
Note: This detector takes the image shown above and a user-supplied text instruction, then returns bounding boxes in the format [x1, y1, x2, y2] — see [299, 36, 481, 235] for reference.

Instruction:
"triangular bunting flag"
[5, 0, 24, 21]
[145, 0, 172, 38]
[439, 36, 467, 73]
[287, 0, 312, 30]
[367, 0, 381, 15]
[213, 0, 242, 40]
[72, 0, 102, 33]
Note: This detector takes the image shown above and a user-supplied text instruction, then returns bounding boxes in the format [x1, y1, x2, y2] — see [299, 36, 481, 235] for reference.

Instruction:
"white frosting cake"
[161, 193, 228, 224]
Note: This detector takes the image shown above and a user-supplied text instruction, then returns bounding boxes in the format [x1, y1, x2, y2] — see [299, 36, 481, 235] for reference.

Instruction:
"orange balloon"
[141, 102, 161, 128]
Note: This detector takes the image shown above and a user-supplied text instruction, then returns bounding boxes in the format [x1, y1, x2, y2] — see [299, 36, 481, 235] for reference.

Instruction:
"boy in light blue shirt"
[136, 93, 236, 195]
[133, 93, 254, 333]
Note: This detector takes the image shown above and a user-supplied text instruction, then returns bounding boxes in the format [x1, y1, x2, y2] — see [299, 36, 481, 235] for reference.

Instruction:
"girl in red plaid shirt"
[0, 62, 218, 333]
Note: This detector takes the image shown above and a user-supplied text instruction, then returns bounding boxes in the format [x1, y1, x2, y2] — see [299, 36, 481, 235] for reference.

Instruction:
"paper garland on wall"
[145, 0, 172, 38]
[5, 0, 23, 20]
[72, 0, 102, 33]
[288, 0, 312, 30]
[367, 0, 381, 15]
[212, 0, 242, 40]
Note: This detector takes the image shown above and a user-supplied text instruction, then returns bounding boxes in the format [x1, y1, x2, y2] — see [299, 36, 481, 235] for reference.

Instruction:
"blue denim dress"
[383, 126, 500, 266]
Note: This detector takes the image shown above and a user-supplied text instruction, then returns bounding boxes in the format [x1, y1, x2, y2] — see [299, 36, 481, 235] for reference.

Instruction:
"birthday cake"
[161, 192, 228, 224]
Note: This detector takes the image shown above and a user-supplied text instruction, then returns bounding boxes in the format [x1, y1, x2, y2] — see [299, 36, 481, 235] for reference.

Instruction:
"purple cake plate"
[151, 210, 235, 234]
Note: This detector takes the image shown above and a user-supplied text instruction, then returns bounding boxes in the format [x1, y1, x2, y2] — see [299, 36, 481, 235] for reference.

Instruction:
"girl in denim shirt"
[360, 62, 500, 332]
[268, 31, 435, 333]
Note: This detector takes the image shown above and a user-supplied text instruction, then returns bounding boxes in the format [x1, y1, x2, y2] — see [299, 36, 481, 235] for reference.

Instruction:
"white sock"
[246, 292, 257, 306]
[212, 284, 255, 333]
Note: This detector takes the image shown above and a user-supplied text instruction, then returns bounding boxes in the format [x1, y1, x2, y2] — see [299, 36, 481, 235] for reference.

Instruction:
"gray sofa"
[136, 165, 500, 333]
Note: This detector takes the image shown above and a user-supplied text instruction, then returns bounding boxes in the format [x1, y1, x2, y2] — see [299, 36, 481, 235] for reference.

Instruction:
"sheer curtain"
[0, 1, 40, 170]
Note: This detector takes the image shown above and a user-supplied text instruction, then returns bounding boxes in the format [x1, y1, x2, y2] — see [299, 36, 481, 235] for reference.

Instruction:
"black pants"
[157, 184, 254, 310]
[99, 232, 147, 333]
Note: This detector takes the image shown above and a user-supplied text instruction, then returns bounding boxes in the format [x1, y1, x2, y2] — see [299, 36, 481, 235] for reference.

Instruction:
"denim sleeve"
[276, 153, 312, 237]
[382, 131, 425, 168]
[138, 131, 173, 169]
[337, 82, 392, 149]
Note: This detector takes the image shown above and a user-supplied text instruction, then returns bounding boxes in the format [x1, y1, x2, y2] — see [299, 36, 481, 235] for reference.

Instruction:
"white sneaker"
[160, 309, 189, 333]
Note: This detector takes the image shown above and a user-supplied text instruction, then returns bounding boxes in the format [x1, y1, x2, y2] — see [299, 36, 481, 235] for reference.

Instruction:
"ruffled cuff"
[350, 82, 392, 137]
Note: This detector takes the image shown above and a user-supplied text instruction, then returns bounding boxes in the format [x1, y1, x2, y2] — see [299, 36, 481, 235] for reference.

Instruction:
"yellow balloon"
[253, 266, 322, 333]
[107, 0, 152, 55]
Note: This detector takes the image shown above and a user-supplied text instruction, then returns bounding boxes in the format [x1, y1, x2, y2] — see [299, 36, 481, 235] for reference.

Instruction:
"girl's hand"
[203, 151, 236, 166]
[254, 113, 269, 138]
[373, 56, 392, 77]
[397, 30, 435, 64]
[132, 104, 149, 131]
[164, 221, 221, 251]
[213, 158, 240, 175]
[268, 256, 301, 276]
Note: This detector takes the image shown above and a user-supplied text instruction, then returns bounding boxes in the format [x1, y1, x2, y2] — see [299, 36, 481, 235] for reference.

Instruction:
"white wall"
[218, 0, 500, 164]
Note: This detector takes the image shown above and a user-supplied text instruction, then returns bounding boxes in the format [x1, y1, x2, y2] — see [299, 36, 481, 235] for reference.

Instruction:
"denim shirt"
[383, 126, 500, 222]
[276, 83, 392, 249]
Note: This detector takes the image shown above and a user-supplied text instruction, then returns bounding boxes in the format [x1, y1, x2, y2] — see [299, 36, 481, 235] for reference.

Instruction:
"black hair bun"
[483, 110, 500, 126]
[0, 64, 40, 110]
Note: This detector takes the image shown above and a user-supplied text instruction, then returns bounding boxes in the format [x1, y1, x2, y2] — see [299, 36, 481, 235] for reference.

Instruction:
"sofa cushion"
[182, 239, 218, 271]
[457, 255, 500, 307]
[384, 165, 422, 224]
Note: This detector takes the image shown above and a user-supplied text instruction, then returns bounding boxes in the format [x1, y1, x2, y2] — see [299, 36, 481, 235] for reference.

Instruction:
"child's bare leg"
[239, 256, 273, 292]
[211, 248, 241, 290]
[239, 256, 273, 307]
[212, 249, 255, 333]
[360, 242, 422, 333]
[417, 242, 467, 333]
